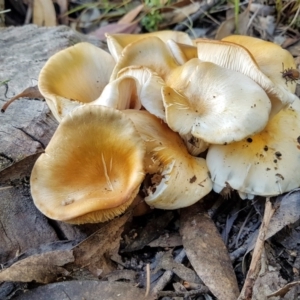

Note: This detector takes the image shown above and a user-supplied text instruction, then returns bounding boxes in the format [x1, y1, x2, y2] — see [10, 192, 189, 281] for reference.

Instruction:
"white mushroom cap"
[106, 30, 193, 61]
[123, 110, 212, 209]
[31, 105, 145, 224]
[162, 58, 271, 144]
[38, 42, 115, 122]
[206, 99, 300, 199]
[195, 38, 298, 116]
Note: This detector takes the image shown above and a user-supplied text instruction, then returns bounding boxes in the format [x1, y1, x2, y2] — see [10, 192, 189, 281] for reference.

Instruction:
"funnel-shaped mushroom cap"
[222, 35, 297, 93]
[106, 31, 193, 61]
[162, 59, 271, 144]
[207, 99, 300, 199]
[123, 110, 212, 209]
[91, 76, 141, 110]
[38, 42, 115, 122]
[31, 105, 145, 224]
[195, 38, 298, 116]
[110, 36, 178, 82]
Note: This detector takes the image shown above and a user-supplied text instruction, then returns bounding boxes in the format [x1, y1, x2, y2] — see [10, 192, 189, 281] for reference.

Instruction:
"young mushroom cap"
[38, 42, 115, 122]
[110, 36, 179, 82]
[166, 40, 198, 65]
[123, 110, 212, 209]
[163, 58, 271, 144]
[206, 99, 300, 199]
[195, 38, 298, 116]
[31, 105, 145, 224]
[106, 30, 193, 61]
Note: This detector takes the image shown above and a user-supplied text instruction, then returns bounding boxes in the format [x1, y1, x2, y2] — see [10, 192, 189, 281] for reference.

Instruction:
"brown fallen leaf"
[1, 86, 43, 113]
[180, 202, 240, 300]
[118, 4, 144, 24]
[14, 280, 155, 300]
[160, 2, 201, 28]
[33, 0, 56, 26]
[0, 250, 74, 284]
[89, 22, 139, 40]
[267, 280, 300, 298]
[215, 7, 250, 39]
[73, 212, 131, 277]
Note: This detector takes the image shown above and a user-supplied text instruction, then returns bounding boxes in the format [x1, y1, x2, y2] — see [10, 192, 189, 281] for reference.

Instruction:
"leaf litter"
[2, 0, 300, 299]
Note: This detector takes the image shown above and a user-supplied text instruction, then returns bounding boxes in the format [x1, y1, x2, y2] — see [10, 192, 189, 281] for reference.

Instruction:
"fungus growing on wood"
[123, 109, 212, 209]
[31, 105, 145, 224]
[195, 38, 298, 116]
[106, 30, 193, 62]
[162, 59, 271, 145]
[206, 100, 300, 199]
[38, 42, 115, 122]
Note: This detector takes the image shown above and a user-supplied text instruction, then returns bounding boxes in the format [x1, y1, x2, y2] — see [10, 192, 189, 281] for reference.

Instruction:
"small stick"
[145, 263, 150, 297]
[238, 198, 275, 300]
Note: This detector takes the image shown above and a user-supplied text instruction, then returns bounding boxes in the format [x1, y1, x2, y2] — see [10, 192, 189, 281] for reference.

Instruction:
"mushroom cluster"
[31, 32, 300, 224]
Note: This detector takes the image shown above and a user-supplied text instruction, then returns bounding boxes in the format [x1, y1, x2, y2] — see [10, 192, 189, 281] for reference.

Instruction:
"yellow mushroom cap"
[206, 100, 300, 199]
[31, 105, 145, 224]
[195, 38, 298, 116]
[38, 42, 115, 122]
[222, 35, 297, 94]
[163, 59, 271, 144]
[106, 30, 193, 61]
[123, 110, 212, 209]
[110, 36, 178, 82]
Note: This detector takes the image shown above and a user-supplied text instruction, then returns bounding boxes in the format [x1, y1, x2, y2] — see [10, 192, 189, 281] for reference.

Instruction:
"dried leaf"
[89, 22, 139, 40]
[0, 250, 74, 283]
[266, 190, 300, 239]
[73, 212, 130, 276]
[1, 86, 43, 113]
[180, 202, 239, 300]
[267, 281, 300, 298]
[216, 8, 250, 39]
[160, 2, 201, 28]
[14, 281, 155, 300]
[148, 232, 182, 248]
[118, 4, 144, 24]
[33, 0, 56, 26]
[53, 0, 68, 25]
[123, 211, 175, 252]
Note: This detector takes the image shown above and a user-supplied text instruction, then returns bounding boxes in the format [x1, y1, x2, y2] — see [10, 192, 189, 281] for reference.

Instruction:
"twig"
[151, 248, 186, 296]
[238, 198, 275, 300]
[174, 0, 220, 31]
[145, 263, 150, 297]
[158, 287, 210, 297]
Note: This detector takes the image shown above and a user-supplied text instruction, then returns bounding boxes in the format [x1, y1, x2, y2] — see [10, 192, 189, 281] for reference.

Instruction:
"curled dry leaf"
[180, 202, 239, 300]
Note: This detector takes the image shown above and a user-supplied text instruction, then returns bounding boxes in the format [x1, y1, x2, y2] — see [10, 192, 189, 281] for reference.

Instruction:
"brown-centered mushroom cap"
[206, 99, 300, 199]
[31, 105, 145, 224]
